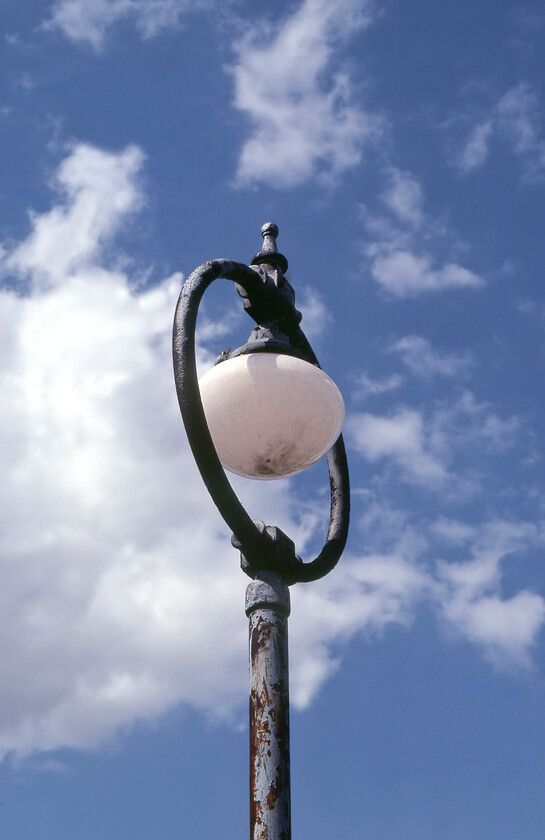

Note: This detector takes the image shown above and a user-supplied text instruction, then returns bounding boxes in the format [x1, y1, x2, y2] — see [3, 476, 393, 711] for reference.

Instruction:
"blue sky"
[1, 0, 544, 837]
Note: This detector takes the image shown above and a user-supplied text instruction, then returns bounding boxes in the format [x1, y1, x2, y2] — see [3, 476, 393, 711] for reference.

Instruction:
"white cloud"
[0, 268, 244, 754]
[347, 408, 448, 485]
[352, 370, 403, 401]
[290, 535, 431, 706]
[380, 168, 424, 227]
[45, 0, 204, 50]
[358, 500, 410, 549]
[362, 170, 485, 297]
[294, 511, 545, 696]
[458, 120, 493, 173]
[391, 335, 471, 378]
[370, 250, 484, 297]
[229, 0, 383, 188]
[297, 284, 332, 343]
[450, 592, 545, 665]
[5, 143, 145, 288]
[436, 520, 545, 667]
[431, 390, 520, 455]
[431, 516, 478, 544]
[457, 83, 545, 181]
[347, 391, 519, 490]
[497, 83, 542, 155]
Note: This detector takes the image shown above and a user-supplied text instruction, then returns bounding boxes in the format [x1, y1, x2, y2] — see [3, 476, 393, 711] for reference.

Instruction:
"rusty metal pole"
[245, 571, 291, 840]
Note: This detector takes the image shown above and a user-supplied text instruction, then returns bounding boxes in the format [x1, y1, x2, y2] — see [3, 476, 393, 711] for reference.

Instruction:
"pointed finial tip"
[261, 222, 279, 239]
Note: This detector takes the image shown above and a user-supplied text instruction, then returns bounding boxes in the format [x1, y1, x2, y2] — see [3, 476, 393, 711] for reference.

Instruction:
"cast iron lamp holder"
[172, 223, 350, 585]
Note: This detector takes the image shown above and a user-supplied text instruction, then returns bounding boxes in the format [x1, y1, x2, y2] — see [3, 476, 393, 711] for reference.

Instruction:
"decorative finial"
[261, 223, 279, 254]
[251, 222, 288, 274]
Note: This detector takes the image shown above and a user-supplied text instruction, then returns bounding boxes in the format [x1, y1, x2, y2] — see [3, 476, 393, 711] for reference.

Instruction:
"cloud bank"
[0, 141, 299, 756]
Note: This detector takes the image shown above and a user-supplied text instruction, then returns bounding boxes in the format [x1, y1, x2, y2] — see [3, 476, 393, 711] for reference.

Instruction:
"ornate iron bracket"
[172, 226, 350, 584]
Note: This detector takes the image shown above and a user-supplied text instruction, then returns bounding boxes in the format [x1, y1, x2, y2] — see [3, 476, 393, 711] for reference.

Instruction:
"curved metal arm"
[172, 258, 350, 583]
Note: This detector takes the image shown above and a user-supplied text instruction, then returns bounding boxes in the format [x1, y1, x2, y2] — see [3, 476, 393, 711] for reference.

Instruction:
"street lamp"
[172, 223, 350, 840]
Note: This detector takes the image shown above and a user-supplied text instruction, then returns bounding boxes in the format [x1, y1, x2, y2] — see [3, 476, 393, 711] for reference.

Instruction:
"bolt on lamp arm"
[172, 235, 350, 584]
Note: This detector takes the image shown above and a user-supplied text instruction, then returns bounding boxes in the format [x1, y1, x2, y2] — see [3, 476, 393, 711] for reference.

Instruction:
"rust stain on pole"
[246, 572, 291, 840]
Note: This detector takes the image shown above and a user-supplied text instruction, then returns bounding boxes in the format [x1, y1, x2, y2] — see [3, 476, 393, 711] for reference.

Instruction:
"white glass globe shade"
[198, 352, 345, 479]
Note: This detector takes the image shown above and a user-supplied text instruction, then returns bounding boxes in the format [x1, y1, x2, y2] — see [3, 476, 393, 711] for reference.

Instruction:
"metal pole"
[245, 572, 291, 840]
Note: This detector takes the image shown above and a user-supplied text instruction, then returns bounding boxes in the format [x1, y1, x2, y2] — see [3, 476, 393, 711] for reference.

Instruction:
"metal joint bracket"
[233, 521, 303, 586]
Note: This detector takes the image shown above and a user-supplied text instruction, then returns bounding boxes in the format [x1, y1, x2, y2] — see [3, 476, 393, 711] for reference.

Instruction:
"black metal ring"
[172, 259, 350, 583]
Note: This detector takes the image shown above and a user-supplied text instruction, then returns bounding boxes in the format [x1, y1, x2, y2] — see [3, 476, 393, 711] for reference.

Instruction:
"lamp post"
[172, 223, 350, 840]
